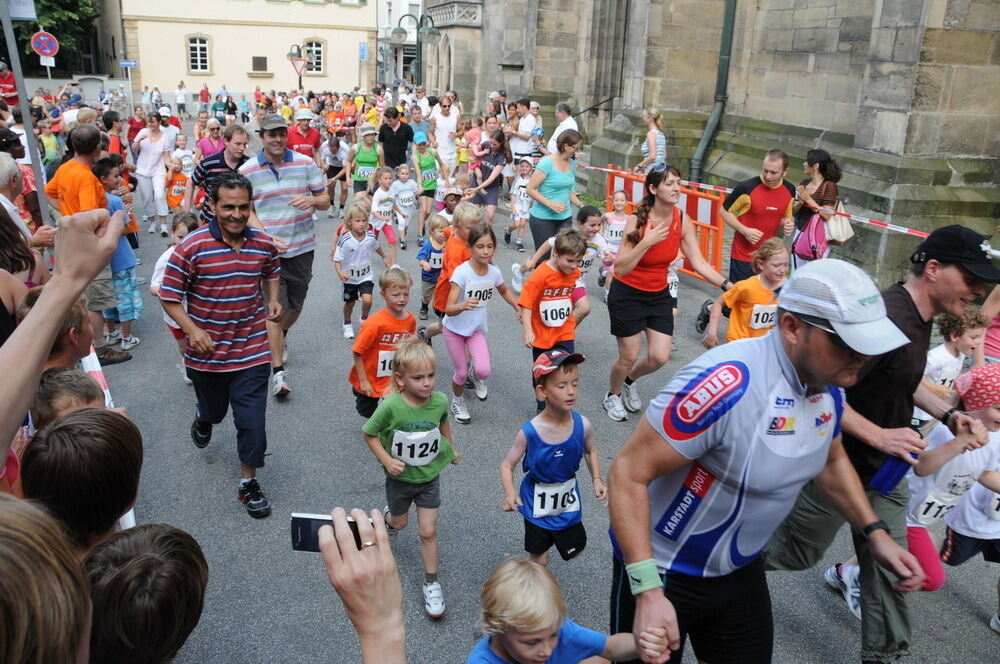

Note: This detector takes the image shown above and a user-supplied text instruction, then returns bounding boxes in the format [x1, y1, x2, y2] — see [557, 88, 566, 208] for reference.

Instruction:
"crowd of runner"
[2, 70, 1000, 664]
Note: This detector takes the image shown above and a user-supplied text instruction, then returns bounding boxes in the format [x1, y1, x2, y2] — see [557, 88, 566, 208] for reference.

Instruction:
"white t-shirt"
[906, 423, 1000, 527]
[547, 116, 579, 154]
[511, 174, 532, 220]
[442, 261, 504, 336]
[133, 129, 170, 177]
[333, 230, 379, 285]
[913, 344, 966, 422]
[152, 247, 183, 328]
[945, 470, 1000, 539]
[417, 96, 430, 117]
[162, 124, 180, 150]
[546, 233, 608, 288]
[176, 88, 187, 104]
[172, 148, 195, 177]
[320, 142, 350, 167]
[62, 108, 80, 125]
[510, 113, 536, 156]
[370, 186, 395, 230]
[390, 178, 419, 215]
[604, 212, 628, 254]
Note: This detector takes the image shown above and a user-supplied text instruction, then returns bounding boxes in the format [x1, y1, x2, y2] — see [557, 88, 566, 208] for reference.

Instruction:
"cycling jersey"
[638, 330, 845, 578]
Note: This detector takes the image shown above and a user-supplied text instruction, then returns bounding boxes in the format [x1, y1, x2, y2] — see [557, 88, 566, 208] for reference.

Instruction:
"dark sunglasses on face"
[795, 313, 852, 349]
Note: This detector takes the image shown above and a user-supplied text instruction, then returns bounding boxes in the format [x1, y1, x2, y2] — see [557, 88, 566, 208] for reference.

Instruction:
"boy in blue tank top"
[500, 350, 606, 565]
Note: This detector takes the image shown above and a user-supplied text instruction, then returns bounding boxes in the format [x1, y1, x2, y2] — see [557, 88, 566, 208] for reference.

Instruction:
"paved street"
[105, 194, 999, 663]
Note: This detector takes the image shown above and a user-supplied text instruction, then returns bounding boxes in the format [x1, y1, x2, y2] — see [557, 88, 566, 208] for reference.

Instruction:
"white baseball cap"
[778, 258, 908, 356]
[294, 108, 313, 121]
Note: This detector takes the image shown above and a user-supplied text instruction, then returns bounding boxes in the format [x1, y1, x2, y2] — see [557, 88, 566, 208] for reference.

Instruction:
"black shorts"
[343, 280, 375, 302]
[728, 257, 754, 283]
[326, 165, 343, 180]
[609, 555, 773, 664]
[434, 308, 445, 319]
[352, 180, 368, 193]
[941, 527, 1000, 565]
[607, 278, 674, 338]
[420, 189, 436, 199]
[278, 251, 314, 312]
[353, 388, 379, 418]
[524, 519, 586, 561]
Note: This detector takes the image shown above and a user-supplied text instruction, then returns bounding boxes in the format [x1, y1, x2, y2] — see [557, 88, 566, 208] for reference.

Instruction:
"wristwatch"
[861, 520, 890, 539]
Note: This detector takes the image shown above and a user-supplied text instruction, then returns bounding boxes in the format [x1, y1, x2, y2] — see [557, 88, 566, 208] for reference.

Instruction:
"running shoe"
[990, 614, 1000, 634]
[423, 581, 446, 618]
[450, 397, 471, 424]
[516, 240, 525, 252]
[146, 218, 155, 233]
[469, 364, 488, 401]
[382, 505, 398, 537]
[621, 381, 641, 413]
[823, 564, 861, 621]
[417, 235, 425, 247]
[419, 307, 428, 320]
[597, 268, 607, 288]
[160, 224, 168, 237]
[343, 323, 355, 339]
[504, 228, 512, 246]
[400, 239, 407, 251]
[104, 330, 122, 346]
[418, 325, 431, 346]
[119, 334, 141, 351]
[179, 364, 193, 385]
[271, 370, 291, 398]
[603, 393, 628, 422]
[238, 479, 271, 518]
[190, 417, 212, 448]
[510, 263, 524, 294]
[695, 298, 713, 334]
[327, 207, 337, 218]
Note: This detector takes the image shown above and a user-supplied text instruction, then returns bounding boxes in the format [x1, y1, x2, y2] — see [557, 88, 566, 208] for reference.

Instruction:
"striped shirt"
[239, 148, 325, 258]
[191, 150, 249, 224]
[159, 220, 280, 373]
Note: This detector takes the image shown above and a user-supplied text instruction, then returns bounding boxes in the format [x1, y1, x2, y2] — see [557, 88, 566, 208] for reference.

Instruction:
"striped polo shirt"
[190, 150, 249, 224]
[159, 220, 280, 373]
[239, 148, 326, 258]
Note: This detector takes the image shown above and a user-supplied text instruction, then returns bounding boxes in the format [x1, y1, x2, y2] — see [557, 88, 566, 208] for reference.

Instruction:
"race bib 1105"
[532, 478, 580, 518]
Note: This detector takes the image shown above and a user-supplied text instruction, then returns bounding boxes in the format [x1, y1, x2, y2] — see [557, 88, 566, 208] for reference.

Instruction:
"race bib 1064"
[532, 478, 580, 518]
[390, 428, 440, 467]
[540, 298, 572, 327]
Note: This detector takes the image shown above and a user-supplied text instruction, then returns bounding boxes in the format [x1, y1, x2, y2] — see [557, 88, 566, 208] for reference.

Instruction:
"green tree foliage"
[1, 0, 100, 73]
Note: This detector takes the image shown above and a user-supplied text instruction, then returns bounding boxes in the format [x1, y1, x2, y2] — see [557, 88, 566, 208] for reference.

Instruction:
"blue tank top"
[517, 411, 585, 530]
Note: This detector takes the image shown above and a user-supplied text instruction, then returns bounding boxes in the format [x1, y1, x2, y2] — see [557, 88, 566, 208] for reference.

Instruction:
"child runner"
[499, 350, 604, 565]
[370, 166, 401, 263]
[415, 215, 448, 321]
[165, 158, 189, 218]
[419, 202, 478, 344]
[363, 337, 459, 619]
[442, 224, 520, 424]
[504, 158, 533, 252]
[171, 134, 195, 178]
[151, 213, 200, 384]
[322, 134, 350, 218]
[348, 267, 416, 418]
[466, 557, 667, 663]
[390, 163, 419, 250]
[333, 203, 389, 340]
[911, 307, 987, 431]
[701, 237, 789, 348]
[517, 229, 586, 411]
[439, 188, 461, 224]
[345, 123, 383, 194]
[597, 189, 630, 298]
[412, 131, 449, 245]
[512, 206, 609, 325]
[454, 118, 470, 175]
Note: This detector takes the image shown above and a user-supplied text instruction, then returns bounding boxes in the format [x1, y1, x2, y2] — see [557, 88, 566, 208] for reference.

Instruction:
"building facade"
[376, 0, 424, 85]
[119, 0, 377, 99]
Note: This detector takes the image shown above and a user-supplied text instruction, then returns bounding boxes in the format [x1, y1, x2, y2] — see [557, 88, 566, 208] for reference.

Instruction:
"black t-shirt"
[378, 122, 414, 168]
[474, 150, 508, 190]
[843, 283, 932, 484]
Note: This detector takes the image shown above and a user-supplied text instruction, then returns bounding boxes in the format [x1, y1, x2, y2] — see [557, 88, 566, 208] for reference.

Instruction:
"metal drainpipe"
[689, 0, 737, 184]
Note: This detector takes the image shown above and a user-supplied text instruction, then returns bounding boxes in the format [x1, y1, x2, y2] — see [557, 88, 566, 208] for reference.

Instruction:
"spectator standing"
[544, 103, 578, 156]
[791, 148, 842, 269]
[175, 82, 189, 119]
[633, 109, 667, 174]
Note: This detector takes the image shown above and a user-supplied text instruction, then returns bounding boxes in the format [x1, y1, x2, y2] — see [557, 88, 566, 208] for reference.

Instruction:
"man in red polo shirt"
[0, 63, 18, 108]
[287, 108, 323, 170]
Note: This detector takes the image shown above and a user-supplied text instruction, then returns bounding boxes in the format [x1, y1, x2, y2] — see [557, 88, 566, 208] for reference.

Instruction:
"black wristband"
[940, 407, 959, 425]
[862, 520, 890, 539]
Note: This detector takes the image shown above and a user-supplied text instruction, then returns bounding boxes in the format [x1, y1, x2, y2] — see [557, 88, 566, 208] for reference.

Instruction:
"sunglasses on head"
[795, 313, 851, 349]
[649, 162, 673, 175]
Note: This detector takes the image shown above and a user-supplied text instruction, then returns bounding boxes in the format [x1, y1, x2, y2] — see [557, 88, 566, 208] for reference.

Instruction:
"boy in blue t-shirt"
[415, 214, 448, 320]
[500, 350, 604, 565]
[94, 158, 143, 351]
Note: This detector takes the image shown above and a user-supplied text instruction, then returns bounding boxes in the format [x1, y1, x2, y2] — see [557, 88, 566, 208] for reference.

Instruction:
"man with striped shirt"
[240, 114, 329, 398]
[160, 174, 282, 518]
[182, 124, 249, 224]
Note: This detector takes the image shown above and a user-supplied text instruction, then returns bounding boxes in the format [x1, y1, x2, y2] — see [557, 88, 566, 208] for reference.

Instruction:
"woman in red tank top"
[603, 164, 732, 422]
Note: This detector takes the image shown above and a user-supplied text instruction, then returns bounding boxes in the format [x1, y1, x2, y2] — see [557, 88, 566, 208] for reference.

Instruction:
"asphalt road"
[105, 165, 999, 663]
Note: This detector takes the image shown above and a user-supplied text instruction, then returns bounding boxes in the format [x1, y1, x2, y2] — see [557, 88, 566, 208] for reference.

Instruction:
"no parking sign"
[30, 31, 59, 58]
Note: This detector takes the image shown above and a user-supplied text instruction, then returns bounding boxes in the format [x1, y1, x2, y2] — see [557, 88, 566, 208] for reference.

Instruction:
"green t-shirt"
[362, 392, 455, 484]
[211, 102, 226, 120]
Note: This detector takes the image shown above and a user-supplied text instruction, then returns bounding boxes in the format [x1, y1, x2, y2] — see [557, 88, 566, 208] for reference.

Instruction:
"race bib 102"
[749, 304, 777, 330]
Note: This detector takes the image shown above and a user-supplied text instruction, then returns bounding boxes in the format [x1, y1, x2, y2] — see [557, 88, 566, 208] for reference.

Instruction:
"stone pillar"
[621, 0, 650, 108]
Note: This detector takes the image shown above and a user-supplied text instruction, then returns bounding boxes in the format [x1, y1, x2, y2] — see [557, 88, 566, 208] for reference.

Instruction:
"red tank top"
[616, 206, 682, 292]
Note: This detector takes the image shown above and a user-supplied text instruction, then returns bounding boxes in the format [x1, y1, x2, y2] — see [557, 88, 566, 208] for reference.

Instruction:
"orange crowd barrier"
[603, 165, 724, 283]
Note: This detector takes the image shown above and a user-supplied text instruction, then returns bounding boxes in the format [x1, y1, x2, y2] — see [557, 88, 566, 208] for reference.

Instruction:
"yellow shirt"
[363, 107, 377, 125]
[721, 274, 781, 342]
[280, 105, 293, 122]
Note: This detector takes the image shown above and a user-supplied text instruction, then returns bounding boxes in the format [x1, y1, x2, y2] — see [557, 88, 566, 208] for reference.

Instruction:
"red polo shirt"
[287, 125, 321, 159]
[0, 70, 19, 107]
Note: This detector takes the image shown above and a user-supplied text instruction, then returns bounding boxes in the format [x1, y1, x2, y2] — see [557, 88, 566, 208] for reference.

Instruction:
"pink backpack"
[793, 213, 828, 261]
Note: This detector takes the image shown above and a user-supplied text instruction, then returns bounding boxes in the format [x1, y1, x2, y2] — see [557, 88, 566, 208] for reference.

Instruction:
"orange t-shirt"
[326, 112, 344, 134]
[433, 232, 471, 313]
[120, 176, 139, 234]
[166, 171, 189, 208]
[349, 308, 416, 398]
[45, 159, 107, 215]
[517, 261, 580, 349]
[721, 274, 781, 342]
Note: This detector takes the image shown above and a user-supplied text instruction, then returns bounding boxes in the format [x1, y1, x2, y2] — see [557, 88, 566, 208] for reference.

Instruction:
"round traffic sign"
[31, 32, 59, 58]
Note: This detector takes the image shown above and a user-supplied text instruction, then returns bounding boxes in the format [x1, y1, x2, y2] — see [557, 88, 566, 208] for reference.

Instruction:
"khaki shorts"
[421, 279, 436, 301]
[84, 266, 116, 311]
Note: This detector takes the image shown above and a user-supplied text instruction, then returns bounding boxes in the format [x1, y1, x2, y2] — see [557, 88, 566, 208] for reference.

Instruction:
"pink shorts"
[571, 286, 587, 303]
[167, 325, 186, 340]
[374, 224, 397, 244]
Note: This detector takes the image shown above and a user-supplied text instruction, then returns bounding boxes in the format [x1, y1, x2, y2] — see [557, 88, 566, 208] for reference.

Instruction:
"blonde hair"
[0, 494, 90, 664]
[343, 201, 370, 226]
[428, 214, 450, 232]
[394, 163, 412, 177]
[480, 558, 566, 636]
[379, 266, 412, 291]
[390, 337, 437, 393]
[76, 107, 99, 125]
[643, 108, 664, 130]
[751, 237, 789, 275]
[452, 201, 482, 228]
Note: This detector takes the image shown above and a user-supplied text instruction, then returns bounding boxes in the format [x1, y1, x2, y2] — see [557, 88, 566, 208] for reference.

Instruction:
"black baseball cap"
[910, 224, 1000, 282]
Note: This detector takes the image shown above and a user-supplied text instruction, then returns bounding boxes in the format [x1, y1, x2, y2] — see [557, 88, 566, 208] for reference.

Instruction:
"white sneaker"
[450, 397, 471, 424]
[159, 223, 168, 236]
[621, 381, 641, 413]
[119, 334, 141, 351]
[147, 221, 156, 233]
[603, 393, 627, 422]
[271, 370, 291, 397]
[990, 613, 1000, 634]
[343, 323, 354, 339]
[104, 330, 122, 346]
[327, 207, 336, 218]
[469, 363, 488, 401]
[179, 364, 193, 385]
[510, 263, 524, 294]
[823, 564, 861, 621]
[423, 581, 445, 618]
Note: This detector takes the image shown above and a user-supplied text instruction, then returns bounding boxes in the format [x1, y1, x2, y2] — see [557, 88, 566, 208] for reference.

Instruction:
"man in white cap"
[287, 108, 323, 170]
[607, 258, 926, 664]
[158, 105, 181, 149]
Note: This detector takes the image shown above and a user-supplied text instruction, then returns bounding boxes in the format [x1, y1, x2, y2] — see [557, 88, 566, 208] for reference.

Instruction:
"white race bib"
[349, 262, 371, 280]
[398, 192, 415, 208]
[376, 350, 396, 377]
[390, 428, 441, 467]
[356, 165, 375, 180]
[749, 304, 777, 330]
[914, 489, 961, 525]
[579, 250, 598, 275]
[605, 223, 625, 244]
[532, 478, 580, 518]
[989, 493, 1000, 521]
[465, 280, 494, 308]
[429, 253, 443, 269]
[539, 298, 572, 327]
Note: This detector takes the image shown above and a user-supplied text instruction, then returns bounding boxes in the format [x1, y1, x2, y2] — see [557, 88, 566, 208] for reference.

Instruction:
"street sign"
[359, 42, 368, 61]
[39, 55, 54, 67]
[119, 59, 137, 67]
[290, 57, 307, 76]
[10, 0, 37, 21]
[30, 31, 58, 57]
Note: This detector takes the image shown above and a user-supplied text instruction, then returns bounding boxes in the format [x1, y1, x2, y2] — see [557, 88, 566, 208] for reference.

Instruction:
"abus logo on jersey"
[655, 463, 716, 541]
[662, 361, 749, 441]
[767, 416, 796, 435]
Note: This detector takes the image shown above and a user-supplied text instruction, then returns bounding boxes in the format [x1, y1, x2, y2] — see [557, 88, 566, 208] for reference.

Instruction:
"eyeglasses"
[649, 162, 673, 174]
[795, 313, 851, 349]
[441, 104, 451, 109]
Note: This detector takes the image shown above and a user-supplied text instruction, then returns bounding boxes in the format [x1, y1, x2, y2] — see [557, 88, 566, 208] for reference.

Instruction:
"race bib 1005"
[465, 280, 494, 308]
[390, 428, 441, 467]
[539, 298, 572, 327]
[532, 478, 580, 518]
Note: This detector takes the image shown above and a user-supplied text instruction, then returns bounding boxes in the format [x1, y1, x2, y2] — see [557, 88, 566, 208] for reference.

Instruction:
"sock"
[344, 319, 352, 325]
[624, 376, 635, 386]
[273, 365, 285, 375]
[361, 315, 368, 321]
[420, 302, 428, 311]
[282, 329, 288, 338]
[425, 572, 438, 584]
[607, 391, 620, 397]
[239, 478, 252, 487]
